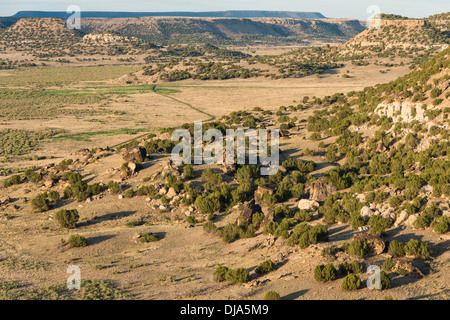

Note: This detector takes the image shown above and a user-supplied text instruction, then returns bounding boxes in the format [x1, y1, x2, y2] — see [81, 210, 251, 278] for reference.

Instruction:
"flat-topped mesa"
[368, 19, 427, 28]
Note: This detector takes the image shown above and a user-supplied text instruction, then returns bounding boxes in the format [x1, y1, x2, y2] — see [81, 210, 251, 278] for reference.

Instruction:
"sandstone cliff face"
[375, 102, 428, 123]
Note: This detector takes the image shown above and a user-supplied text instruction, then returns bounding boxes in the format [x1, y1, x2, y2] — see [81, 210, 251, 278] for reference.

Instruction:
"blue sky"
[1, 0, 448, 19]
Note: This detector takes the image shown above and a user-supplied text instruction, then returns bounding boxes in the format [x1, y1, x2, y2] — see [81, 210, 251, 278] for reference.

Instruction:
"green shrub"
[255, 259, 275, 275]
[341, 273, 361, 291]
[107, 181, 122, 195]
[351, 215, 366, 229]
[183, 164, 195, 179]
[48, 190, 60, 203]
[383, 257, 395, 271]
[262, 221, 278, 235]
[186, 216, 198, 225]
[124, 188, 134, 198]
[431, 216, 449, 234]
[339, 261, 363, 275]
[139, 233, 159, 243]
[291, 183, 305, 198]
[219, 223, 241, 243]
[195, 194, 221, 214]
[68, 234, 87, 248]
[347, 240, 370, 258]
[239, 225, 256, 239]
[388, 240, 405, 257]
[3, 174, 22, 188]
[379, 271, 392, 290]
[224, 267, 249, 284]
[213, 266, 229, 282]
[264, 291, 281, 300]
[413, 215, 430, 229]
[31, 193, 50, 212]
[321, 246, 337, 257]
[55, 209, 79, 229]
[368, 215, 392, 234]
[404, 239, 432, 260]
[294, 210, 312, 222]
[203, 221, 219, 234]
[314, 264, 337, 282]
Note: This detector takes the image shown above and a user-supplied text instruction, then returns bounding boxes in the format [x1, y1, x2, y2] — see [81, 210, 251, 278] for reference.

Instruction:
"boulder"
[351, 233, 385, 255]
[121, 147, 146, 163]
[405, 214, 418, 227]
[166, 187, 177, 199]
[127, 162, 137, 174]
[261, 209, 275, 228]
[235, 200, 261, 226]
[305, 180, 337, 202]
[255, 186, 274, 199]
[297, 199, 320, 211]
[394, 210, 409, 227]
[360, 206, 375, 218]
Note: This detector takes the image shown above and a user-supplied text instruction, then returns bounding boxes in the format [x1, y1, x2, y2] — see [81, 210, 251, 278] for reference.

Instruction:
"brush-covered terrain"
[0, 13, 448, 300]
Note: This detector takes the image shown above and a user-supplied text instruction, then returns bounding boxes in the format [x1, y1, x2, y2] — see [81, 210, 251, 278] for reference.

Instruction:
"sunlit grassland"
[42, 84, 180, 96]
[0, 65, 142, 87]
[51, 127, 157, 142]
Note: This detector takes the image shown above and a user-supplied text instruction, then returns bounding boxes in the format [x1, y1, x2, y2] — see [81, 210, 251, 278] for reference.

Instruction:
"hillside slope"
[80, 17, 365, 45]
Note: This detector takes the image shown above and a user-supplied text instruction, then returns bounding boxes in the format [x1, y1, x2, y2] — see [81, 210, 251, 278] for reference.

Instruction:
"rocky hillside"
[0, 17, 84, 54]
[340, 17, 449, 66]
[80, 17, 365, 45]
[374, 47, 449, 127]
[0, 18, 159, 57]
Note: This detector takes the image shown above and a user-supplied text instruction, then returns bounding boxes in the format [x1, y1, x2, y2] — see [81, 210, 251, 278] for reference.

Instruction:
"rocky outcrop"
[235, 200, 262, 226]
[392, 258, 425, 278]
[255, 186, 274, 199]
[121, 146, 147, 163]
[305, 180, 337, 202]
[352, 233, 385, 255]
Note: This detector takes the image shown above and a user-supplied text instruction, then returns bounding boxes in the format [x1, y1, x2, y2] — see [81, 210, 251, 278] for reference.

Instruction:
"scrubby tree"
[341, 273, 361, 291]
[55, 209, 79, 229]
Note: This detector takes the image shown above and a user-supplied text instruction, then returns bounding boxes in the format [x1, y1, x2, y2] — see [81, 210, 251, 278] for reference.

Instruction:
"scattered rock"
[235, 200, 261, 226]
[305, 180, 337, 201]
[255, 186, 274, 199]
[121, 146, 146, 163]
[405, 214, 418, 227]
[351, 233, 385, 255]
[297, 199, 320, 211]
[360, 206, 375, 218]
[166, 187, 177, 199]
[394, 210, 408, 227]
[392, 258, 424, 278]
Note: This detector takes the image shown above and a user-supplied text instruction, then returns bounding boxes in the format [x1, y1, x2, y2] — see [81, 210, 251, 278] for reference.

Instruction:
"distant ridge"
[12, 10, 326, 19]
